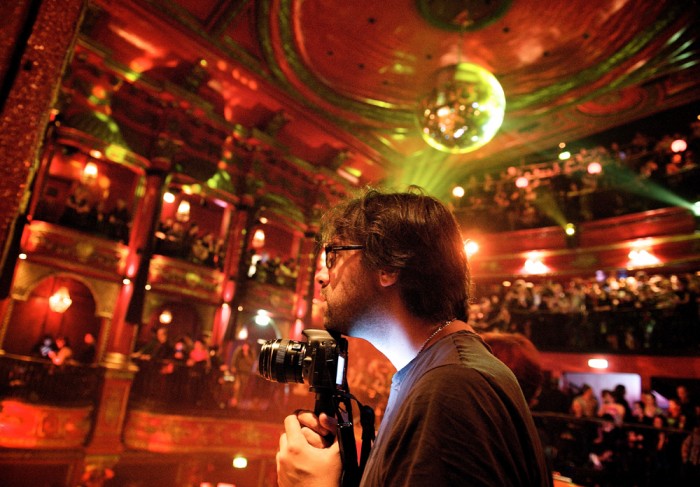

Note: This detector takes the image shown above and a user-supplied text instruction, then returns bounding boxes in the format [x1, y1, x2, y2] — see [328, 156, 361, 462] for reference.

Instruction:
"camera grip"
[314, 392, 336, 417]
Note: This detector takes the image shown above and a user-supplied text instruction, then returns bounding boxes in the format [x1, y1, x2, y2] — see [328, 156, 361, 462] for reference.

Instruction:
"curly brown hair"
[320, 187, 470, 323]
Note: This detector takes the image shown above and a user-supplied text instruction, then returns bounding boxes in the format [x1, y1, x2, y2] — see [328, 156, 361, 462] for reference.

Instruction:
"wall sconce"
[49, 286, 72, 313]
[628, 248, 660, 267]
[176, 200, 191, 222]
[251, 228, 265, 249]
[464, 240, 479, 258]
[588, 358, 609, 370]
[523, 253, 549, 275]
[82, 161, 98, 184]
[254, 309, 271, 327]
[237, 325, 249, 340]
[159, 309, 173, 325]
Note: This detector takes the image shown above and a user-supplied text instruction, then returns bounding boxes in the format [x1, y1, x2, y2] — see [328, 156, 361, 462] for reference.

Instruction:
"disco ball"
[417, 62, 506, 154]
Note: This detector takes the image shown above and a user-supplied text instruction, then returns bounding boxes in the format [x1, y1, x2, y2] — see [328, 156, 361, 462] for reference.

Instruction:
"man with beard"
[276, 188, 551, 487]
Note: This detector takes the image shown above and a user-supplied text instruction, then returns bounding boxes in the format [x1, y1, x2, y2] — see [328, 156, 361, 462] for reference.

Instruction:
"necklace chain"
[419, 318, 456, 354]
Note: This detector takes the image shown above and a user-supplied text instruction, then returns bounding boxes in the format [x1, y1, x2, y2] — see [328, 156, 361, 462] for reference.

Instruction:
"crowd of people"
[130, 326, 271, 410]
[154, 218, 226, 269]
[246, 249, 299, 289]
[30, 332, 96, 365]
[59, 184, 131, 243]
[533, 381, 700, 486]
[124, 320, 700, 485]
[468, 272, 700, 353]
[453, 119, 700, 233]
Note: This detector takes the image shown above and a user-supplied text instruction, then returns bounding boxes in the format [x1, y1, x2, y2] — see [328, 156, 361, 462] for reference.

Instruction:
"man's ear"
[378, 268, 399, 288]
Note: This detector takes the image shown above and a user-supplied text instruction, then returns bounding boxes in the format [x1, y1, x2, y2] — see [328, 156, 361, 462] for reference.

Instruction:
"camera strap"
[358, 403, 376, 471]
[334, 392, 375, 487]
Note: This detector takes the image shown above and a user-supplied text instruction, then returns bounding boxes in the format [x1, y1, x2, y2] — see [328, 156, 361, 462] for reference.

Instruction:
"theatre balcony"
[2, 1, 700, 486]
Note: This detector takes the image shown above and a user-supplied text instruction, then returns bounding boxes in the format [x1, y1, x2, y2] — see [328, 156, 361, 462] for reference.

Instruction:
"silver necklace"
[418, 318, 456, 353]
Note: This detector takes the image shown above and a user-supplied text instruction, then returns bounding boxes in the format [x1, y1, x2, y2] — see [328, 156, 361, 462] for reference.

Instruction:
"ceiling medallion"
[416, 0, 512, 32]
[417, 62, 506, 154]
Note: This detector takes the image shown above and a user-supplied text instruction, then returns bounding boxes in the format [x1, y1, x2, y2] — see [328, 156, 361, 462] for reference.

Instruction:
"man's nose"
[315, 267, 329, 287]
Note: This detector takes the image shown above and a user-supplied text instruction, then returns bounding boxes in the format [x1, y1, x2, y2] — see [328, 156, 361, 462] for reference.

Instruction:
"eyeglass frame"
[323, 244, 365, 270]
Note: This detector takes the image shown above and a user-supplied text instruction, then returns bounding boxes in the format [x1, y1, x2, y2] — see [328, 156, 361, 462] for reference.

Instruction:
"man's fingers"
[279, 431, 288, 451]
[301, 427, 326, 448]
[296, 410, 335, 437]
[283, 414, 304, 439]
[319, 412, 338, 432]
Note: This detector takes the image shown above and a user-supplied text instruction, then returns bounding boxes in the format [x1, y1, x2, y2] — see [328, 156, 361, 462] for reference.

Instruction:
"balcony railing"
[489, 307, 700, 356]
[128, 359, 313, 422]
[0, 353, 101, 407]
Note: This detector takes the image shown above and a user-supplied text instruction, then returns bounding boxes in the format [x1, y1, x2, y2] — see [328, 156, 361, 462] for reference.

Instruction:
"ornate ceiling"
[84, 0, 700, 200]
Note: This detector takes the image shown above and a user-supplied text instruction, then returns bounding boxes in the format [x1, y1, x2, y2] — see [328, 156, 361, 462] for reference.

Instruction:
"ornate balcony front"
[20, 221, 129, 280]
[0, 354, 101, 449]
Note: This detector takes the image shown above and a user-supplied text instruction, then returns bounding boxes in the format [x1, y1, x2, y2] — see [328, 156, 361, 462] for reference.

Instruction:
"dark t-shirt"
[360, 330, 551, 487]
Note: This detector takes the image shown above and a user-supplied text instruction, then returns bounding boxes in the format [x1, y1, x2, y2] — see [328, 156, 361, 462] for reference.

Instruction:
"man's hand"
[276, 413, 341, 487]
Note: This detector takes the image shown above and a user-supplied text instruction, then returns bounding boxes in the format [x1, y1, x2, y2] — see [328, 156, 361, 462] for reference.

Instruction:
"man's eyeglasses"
[323, 244, 365, 270]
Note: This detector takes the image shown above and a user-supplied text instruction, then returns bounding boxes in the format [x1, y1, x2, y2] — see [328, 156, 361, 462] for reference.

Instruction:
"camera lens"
[258, 339, 307, 384]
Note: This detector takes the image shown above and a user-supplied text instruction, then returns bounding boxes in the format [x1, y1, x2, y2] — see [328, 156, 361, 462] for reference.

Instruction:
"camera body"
[259, 329, 369, 487]
[258, 329, 347, 397]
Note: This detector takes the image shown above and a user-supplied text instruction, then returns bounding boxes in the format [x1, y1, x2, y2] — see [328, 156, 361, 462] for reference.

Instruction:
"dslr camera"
[259, 329, 373, 487]
[258, 329, 347, 415]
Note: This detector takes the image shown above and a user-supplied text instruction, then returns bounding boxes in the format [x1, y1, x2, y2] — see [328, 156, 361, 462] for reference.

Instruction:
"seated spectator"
[187, 337, 211, 369]
[75, 332, 97, 364]
[183, 223, 201, 260]
[31, 334, 57, 359]
[104, 198, 130, 243]
[59, 184, 93, 229]
[229, 341, 256, 408]
[598, 389, 626, 426]
[676, 385, 698, 429]
[172, 339, 189, 363]
[589, 413, 624, 477]
[572, 384, 599, 418]
[191, 232, 215, 265]
[132, 326, 174, 361]
[48, 335, 73, 365]
[641, 389, 663, 421]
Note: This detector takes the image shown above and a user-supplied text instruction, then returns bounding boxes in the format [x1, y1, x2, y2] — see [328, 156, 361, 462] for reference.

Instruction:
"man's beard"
[322, 277, 387, 341]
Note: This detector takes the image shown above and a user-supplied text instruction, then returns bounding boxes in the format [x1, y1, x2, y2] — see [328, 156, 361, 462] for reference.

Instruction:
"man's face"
[316, 242, 380, 339]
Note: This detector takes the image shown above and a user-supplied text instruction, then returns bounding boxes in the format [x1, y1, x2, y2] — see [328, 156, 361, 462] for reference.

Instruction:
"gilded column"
[0, 0, 86, 294]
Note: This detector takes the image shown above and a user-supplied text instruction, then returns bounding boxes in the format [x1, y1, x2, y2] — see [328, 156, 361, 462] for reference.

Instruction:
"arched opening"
[3, 275, 100, 362]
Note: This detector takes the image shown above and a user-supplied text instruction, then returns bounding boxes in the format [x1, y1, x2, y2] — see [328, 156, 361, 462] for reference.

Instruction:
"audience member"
[59, 184, 93, 229]
[104, 198, 130, 242]
[75, 332, 97, 364]
[229, 341, 256, 408]
[641, 390, 663, 421]
[31, 334, 57, 359]
[48, 336, 73, 365]
[480, 331, 543, 407]
[598, 389, 626, 426]
[132, 326, 174, 361]
[613, 383, 633, 422]
[172, 339, 189, 363]
[187, 337, 211, 369]
[572, 384, 598, 418]
[589, 414, 624, 479]
[677, 385, 698, 429]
